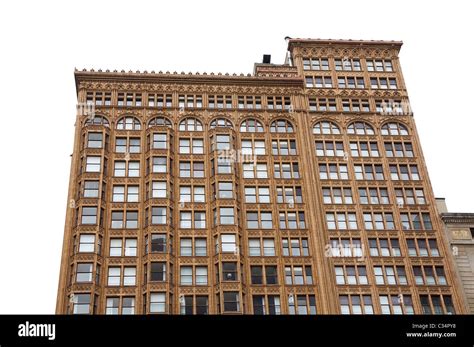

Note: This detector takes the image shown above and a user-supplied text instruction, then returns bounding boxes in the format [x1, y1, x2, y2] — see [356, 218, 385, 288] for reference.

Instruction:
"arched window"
[240, 119, 264, 132]
[85, 115, 109, 127]
[347, 121, 375, 135]
[381, 122, 409, 136]
[210, 118, 233, 129]
[270, 119, 294, 133]
[179, 117, 203, 131]
[116, 116, 141, 130]
[313, 121, 340, 135]
[148, 116, 172, 128]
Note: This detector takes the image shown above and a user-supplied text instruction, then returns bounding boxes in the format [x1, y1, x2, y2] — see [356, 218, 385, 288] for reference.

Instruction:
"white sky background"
[0, 0, 472, 313]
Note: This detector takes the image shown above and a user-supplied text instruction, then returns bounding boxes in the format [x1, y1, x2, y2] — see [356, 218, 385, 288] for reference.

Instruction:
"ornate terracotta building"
[56, 38, 468, 315]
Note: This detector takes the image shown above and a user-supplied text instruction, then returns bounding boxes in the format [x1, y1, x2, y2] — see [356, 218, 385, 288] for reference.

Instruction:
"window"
[244, 186, 270, 203]
[406, 238, 439, 257]
[105, 297, 119, 315]
[334, 266, 368, 285]
[82, 181, 100, 198]
[288, 295, 317, 315]
[341, 98, 370, 112]
[219, 207, 235, 225]
[395, 188, 425, 207]
[347, 122, 375, 135]
[107, 267, 121, 286]
[78, 235, 96, 253]
[151, 181, 167, 198]
[146, 234, 167, 254]
[381, 122, 409, 136]
[223, 292, 240, 312]
[363, 212, 395, 230]
[73, 294, 91, 314]
[339, 295, 373, 315]
[334, 58, 361, 71]
[241, 139, 265, 155]
[358, 187, 389, 205]
[308, 98, 337, 112]
[284, 265, 313, 285]
[401, 212, 432, 230]
[221, 262, 238, 281]
[149, 293, 166, 313]
[179, 118, 203, 131]
[390, 164, 420, 181]
[322, 187, 353, 204]
[240, 119, 264, 132]
[305, 76, 332, 88]
[242, 162, 268, 179]
[368, 238, 401, 257]
[238, 95, 262, 109]
[326, 212, 358, 230]
[329, 238, 363, 258]
[384, 142, 414, 158]
[282, 238, 309, 256]
[276, 186, 303, 204]
[87, 133, 103, 148]
[180, 238, 207, 256]
[152, 157, 167, 173]
[350, 141, 379, 157]
[85, 115, 109, 127]
[246, 211, 273, 229]
[85, 156, 101, 173]
[315, 141, 345, 157]
[366, 59, 393, 72]
[151, 207, 167, 225]
[179, 211, 206, 229]
[147, 116, 172, 127]
[151, 133, 167, 149]
[116, 137, 140, 153]
[380, 295, 414, 315]
[114, 161, 140, 177]
[179, 138, 204, 154]
[272, 139, 297, 156]
[217, 182, 233, 199]
[279, 211, 306, 229]
[250, 265, 278, 285]
[420, 295, 455, 315]
[180, 266, 208, 286]
[216, 234, 237, 253]
[374, 266, 407, 285]
[81, 207, 97, 225]
[413, 266, 447, 285]
[270, 119, 294, 133]
[303, 57, 329, 70]
[354, 164, 384, 180]
[273, 162, 300, 179]
[253, 295, 281, 315]
[267, 96, 291, 110]
[247, 238, 275, 256]
[370, 77, 397, 89]
[76, 263, 93, 283]
[123, 267, 136, 286]
[116, 116, 141, 130]
[210, 118, 233, 129]
[211, 134, 231, 151]
[338, 76, 365, 89]
[150, 262, 166, 282]
[313, 121, 340, 134]
[319, 163, 349, 180]
[180, 296, 209, 315]
[125, 239, 137, 256]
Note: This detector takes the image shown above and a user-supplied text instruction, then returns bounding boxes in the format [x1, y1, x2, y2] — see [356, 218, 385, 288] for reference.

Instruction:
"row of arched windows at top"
[85, 115, 409, 136]
[85, 115, 295, 133]
[312, 120, 409, 136]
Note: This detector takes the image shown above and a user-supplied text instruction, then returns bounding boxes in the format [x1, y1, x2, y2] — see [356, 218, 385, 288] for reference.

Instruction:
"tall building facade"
[437, 198, 474, 313]
[57, 38, 467, 315]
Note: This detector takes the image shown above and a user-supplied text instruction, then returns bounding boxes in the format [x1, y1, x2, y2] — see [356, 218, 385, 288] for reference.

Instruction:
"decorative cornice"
[441, 213, 474, 224]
